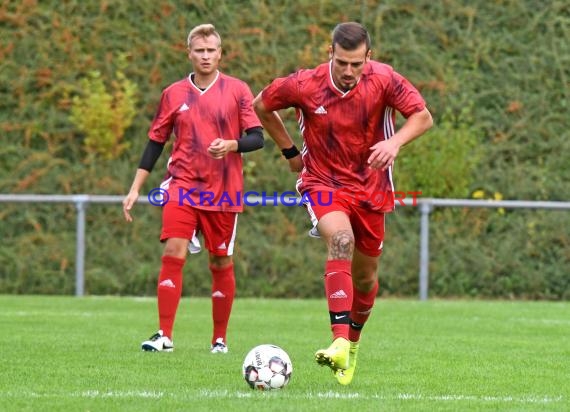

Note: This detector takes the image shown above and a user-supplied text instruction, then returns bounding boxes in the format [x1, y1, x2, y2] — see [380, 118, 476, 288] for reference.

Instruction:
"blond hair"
[187, 24, 222, 49]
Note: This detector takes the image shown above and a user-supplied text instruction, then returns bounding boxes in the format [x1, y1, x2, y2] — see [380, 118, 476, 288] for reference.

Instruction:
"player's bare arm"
[253, 92, 303, 172]
[123, 168, 150, 222]
[123, 138, 165, 221]
[368, 107, 433, 171]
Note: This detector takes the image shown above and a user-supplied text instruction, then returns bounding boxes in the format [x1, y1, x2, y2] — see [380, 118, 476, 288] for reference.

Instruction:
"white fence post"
[419, 200, 432, 301]
[73, 195, 89, 297]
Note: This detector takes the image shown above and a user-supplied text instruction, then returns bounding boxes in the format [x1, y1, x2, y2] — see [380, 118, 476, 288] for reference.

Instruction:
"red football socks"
[349, 280, 379, 342]
[157, 255, 185, 339]
[210, 262, 236, 345]
[324, 259, 353, 340]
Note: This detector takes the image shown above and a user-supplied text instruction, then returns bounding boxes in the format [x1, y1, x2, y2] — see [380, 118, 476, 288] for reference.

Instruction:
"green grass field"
[1, 295, 568, 411]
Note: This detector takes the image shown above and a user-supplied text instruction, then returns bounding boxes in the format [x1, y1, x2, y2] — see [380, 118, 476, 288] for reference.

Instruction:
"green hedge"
[0, 0, 568, 299]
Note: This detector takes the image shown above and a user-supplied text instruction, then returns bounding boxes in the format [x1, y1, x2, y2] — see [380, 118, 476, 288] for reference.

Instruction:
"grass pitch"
[1, 295, 568, 411]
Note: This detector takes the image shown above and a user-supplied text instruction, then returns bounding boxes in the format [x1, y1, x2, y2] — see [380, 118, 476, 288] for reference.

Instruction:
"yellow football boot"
[315, 337, 350, 371]
[334, 341, 359, 385]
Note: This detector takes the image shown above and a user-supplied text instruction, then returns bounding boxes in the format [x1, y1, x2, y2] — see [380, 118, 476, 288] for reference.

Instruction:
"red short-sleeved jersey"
[261, 61, 426, 212]
[149, 71, 261, 212]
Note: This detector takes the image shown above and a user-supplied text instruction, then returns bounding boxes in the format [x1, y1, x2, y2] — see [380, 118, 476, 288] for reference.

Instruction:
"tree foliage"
[69, 56, 138, 160]
[0, 0, 568, 299]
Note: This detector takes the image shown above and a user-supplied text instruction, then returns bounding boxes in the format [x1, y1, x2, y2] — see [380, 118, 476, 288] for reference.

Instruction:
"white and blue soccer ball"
[242, 344, 293, 390]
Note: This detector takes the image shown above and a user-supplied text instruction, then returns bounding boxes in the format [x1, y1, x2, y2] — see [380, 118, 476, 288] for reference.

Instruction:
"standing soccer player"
[253, 22, 432, 384]
[123, 24, 263, 353]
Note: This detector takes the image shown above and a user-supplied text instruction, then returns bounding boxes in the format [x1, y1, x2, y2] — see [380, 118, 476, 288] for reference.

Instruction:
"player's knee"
[352, 265, 378, 291]
[353, 276, 377, 292]
[162, 243, 187, 259]
[209, 254, 233, 269]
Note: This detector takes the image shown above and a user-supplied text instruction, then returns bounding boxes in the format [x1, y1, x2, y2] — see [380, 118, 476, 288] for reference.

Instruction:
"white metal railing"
[1, 194, 569, 299]
[415, 198, 570, 300]
[0, 194, 130, 297]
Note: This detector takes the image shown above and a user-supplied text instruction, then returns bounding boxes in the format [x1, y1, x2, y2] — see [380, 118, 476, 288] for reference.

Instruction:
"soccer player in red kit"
[253, 22, 432, 384]
[123, 24, 263, 353]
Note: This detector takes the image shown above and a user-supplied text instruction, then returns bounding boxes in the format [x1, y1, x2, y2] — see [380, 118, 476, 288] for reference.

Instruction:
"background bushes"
[0, 0, 568, 299]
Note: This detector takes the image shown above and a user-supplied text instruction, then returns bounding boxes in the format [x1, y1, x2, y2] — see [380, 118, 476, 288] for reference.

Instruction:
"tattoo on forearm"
[329, 230, 354, 260]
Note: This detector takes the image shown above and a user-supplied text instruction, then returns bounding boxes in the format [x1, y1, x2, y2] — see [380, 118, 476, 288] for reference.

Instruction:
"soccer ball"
[242, 344, 293, 390]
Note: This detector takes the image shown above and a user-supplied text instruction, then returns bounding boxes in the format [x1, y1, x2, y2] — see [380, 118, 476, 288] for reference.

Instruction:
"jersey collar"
[328, 60, 361, 97]
[187, 70, 220, 94]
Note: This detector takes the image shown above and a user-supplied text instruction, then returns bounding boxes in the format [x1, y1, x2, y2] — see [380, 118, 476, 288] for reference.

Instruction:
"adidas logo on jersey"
[314, 106, 327, 114]
[179, 103, 189, 112]
[159, 279, 176, 288]
[329, 289, 348, 299]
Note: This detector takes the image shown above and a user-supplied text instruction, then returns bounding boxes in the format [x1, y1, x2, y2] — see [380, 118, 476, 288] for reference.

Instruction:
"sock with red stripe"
[348, 280, 379, 342]
[210, 262, 236, 345]
[157, 255, 185, 339]
[324, 259, 353, 340]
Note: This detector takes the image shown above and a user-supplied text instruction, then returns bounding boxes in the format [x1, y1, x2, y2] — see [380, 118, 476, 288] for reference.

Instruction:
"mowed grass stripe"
[1, 296, 568, 412]
[0, 389, 564, 404]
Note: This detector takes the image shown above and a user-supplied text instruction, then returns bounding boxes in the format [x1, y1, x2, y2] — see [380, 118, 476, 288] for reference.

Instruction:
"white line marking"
[1, 390, 563, 404]
[510, 317, 570, 325]
[199, 390, 564, 404]
[81, 390, 164, 398]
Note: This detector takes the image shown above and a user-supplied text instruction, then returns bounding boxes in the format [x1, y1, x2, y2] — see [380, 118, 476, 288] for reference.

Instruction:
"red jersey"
[148, 71, 261, 212]
[261, 61, 426, 212]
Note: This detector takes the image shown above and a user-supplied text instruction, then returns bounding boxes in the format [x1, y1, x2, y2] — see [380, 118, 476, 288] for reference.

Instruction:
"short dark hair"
[331, 22, 370, 52]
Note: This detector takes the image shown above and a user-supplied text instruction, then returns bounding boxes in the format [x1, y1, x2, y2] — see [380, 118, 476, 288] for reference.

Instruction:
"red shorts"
[161, 201, 238, 256]
[303, 190, 385, 257]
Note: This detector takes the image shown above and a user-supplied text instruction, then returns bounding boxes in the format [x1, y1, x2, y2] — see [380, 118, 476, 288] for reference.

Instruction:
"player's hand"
[122, 190, 139, 222]
[368, 139, 401, 171]
[288, 154, 303, 172]
[208, 138, 237, 159]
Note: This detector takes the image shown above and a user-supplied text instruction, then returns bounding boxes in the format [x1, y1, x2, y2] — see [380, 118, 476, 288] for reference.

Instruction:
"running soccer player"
[253, 22, 432, 384]
[123, 24, 263, 353]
